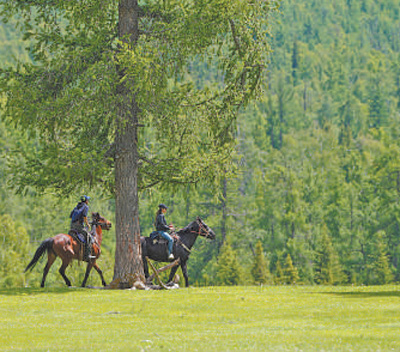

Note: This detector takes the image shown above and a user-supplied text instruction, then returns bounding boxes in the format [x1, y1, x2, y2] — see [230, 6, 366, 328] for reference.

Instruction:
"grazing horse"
[141, 217, 216, 287]
[25, 212, 112, 287]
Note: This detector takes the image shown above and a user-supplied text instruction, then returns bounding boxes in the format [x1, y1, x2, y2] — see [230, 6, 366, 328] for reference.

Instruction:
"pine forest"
[1, 0, 400, 288]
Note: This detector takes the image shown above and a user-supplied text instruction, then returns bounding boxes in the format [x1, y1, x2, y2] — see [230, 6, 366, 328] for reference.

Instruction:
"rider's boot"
[85, 237, 96, 260]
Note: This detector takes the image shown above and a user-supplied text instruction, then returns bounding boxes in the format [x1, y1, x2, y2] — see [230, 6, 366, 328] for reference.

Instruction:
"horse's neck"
[178, 230, 198, 249]
[94, 225, 103, 245]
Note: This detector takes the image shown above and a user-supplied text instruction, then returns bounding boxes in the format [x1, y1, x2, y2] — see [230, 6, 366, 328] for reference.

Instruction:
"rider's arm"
[156, 214, 171, 232]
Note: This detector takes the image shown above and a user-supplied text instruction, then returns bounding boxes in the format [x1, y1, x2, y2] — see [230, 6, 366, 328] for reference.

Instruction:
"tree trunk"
[113, 0, 144, 284]
[219, 176, 228, 252]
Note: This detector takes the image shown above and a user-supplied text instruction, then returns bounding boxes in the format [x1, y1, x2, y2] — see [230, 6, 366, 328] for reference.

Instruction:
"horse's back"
[52, 233, 77, 257]
[53, 233, 74, 245]
[141, 236, 169, 262]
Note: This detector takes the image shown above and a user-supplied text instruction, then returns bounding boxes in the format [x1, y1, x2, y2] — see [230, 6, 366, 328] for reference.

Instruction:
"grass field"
[0, 285, 399, 351]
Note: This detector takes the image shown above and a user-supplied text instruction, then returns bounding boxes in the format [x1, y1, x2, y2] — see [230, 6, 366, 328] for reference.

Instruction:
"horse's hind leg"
[41, 252, 56, 288]
[59, 261, 72, 287]
[143, 256, 149, 279]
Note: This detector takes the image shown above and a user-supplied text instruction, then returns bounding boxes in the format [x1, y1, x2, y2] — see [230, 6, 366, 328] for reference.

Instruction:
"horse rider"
[70, 195, 95, 260]
[155, 203, 175, 260]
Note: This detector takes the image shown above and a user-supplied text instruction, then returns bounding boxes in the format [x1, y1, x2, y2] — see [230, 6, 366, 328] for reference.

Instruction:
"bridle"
[191, 218, 211, 238]
[174, 219, 212, 254]
[91, 218, 111, 231]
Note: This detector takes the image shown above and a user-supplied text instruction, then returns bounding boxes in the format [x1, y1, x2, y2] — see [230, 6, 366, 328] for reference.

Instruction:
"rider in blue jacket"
[70, 195, 94, 260]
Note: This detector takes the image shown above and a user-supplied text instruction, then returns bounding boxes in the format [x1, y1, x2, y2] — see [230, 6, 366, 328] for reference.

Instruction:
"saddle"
[69, 229, 93, 243]
[68, 230, 94, 261]
[149, 231, 176, 246]
[150, 231, 164, 245]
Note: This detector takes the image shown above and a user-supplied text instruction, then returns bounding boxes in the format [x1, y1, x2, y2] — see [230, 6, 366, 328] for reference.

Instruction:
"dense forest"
[1, 0, 400, 287]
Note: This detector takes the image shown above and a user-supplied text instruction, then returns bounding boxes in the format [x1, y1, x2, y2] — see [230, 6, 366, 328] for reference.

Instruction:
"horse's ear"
[92, 212, 99, 219]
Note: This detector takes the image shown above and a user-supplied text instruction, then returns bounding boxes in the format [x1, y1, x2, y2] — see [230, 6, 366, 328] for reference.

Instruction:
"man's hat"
[81, 195, 91, 202]
[158, 203, 168, 209]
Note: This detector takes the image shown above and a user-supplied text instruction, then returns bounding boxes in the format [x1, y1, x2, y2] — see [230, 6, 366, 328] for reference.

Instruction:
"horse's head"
[194, 217, 216, 240]
[91, 212, 112, 230]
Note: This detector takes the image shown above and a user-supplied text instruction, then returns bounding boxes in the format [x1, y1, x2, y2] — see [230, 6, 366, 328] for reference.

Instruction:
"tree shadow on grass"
[319, 290, 400, 298]
[0, 287, 84, 296]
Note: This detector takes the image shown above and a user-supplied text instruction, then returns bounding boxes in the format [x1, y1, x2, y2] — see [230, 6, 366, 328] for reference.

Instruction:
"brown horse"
[25, 212, 112, 287]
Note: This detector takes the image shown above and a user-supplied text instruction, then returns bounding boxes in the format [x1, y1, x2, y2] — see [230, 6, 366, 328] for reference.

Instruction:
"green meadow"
[0, 285, 399, 351]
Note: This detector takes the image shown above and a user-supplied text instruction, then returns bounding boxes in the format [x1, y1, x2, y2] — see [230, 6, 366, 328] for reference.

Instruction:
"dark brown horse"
[25, 212, 112, 287]
[141, 217, 216, 287]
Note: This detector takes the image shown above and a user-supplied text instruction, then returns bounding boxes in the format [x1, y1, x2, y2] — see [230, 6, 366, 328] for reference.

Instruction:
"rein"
[176, 236, 192, 253]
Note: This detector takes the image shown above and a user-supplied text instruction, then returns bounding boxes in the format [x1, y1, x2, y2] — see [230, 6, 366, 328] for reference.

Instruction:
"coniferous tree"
[251, 240, 272, 285]
[370, 231, 393, 285]
[0, 0, 278, 285]
[274, 259, 285, 285]
[215, 239, 243, 286]
[314, 224, 345, 285]
[283, 253, 300, 285]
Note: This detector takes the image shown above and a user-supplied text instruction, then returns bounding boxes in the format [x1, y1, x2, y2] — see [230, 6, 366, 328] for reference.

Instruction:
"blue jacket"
[70, 202, 89, 225]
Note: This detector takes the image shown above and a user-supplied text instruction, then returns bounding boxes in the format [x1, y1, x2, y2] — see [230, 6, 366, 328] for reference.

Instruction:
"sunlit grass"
[1, 285, 399, 351]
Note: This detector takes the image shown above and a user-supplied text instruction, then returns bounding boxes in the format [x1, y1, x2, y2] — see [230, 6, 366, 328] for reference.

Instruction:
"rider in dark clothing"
[155, 203, 175, 260]
[69, 195, 94, 260]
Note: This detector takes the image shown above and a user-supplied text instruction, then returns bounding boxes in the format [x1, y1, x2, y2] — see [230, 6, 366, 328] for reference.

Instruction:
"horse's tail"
[25, 238, 54, 272]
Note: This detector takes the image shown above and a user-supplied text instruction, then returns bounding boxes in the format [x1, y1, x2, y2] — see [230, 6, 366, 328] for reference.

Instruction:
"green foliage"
[282, 253, 300, 285]
[314, 224, 345, 285]
[215, 239, 243, 286]
[2, 0, 400, 287]
[274, 259, 285, 285]
[0, 214, 29, 287]
[367, 231, 394, 285]
[0, 0, 279, 196]
[251, 240, 272, 285]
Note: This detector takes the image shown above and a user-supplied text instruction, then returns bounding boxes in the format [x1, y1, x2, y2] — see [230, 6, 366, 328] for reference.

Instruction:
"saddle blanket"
[149, 231, 175, 246]
[69, 231, 87, 243]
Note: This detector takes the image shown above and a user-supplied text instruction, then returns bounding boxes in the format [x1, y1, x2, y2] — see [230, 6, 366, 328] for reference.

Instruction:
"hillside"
[1, 0, 400, 287]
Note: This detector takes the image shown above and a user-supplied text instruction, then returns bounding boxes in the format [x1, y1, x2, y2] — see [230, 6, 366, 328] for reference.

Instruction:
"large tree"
[0, 0, 278, 286]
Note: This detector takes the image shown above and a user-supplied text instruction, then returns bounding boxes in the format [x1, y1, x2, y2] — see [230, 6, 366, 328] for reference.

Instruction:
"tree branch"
[229, 19, 243, 56]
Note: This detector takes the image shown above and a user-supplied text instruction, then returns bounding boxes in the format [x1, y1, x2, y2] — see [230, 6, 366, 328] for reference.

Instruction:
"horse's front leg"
[81, 262, 93, 287]
[168, 264, 179, 284]
[141, 241, 149, 279]
[93, 262, 107, 287]
[181, 261, 189, 287]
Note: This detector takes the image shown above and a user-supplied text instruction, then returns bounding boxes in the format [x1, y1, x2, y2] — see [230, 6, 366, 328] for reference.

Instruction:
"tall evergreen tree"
[283, 253, 300, 284]
[0, 0, 279, 285]
[251, 240, 272, 285]
[314, 224, 345, 285]
[369, 231, 393, 285]
[215, 239, 243, 286]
